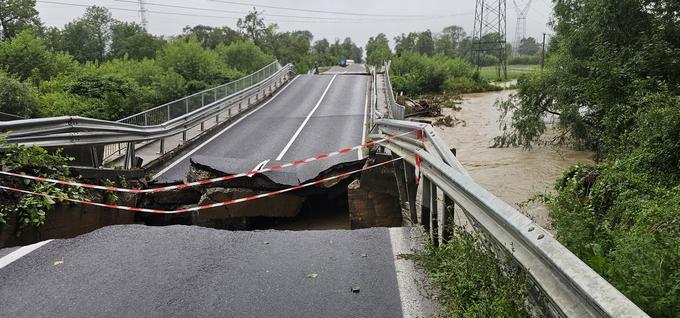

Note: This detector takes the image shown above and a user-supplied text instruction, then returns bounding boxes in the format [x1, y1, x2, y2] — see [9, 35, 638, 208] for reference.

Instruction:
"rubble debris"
[398, 94, 462, 117]
[433, 114, 467, 128]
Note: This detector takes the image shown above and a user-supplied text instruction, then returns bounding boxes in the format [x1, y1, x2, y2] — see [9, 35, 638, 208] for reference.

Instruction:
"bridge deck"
[153, 74, 369, 184]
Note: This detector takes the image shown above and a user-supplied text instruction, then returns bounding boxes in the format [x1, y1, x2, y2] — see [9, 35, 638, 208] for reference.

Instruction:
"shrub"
[0, 70, 40, 117]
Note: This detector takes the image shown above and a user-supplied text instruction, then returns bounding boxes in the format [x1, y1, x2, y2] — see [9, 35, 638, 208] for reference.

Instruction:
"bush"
[415, 226, 533, 317]
[0, 70, 40, 117]
[508, 55, 540, 65]
[0, 138, 85, 229]
[390, 52, 489, 95]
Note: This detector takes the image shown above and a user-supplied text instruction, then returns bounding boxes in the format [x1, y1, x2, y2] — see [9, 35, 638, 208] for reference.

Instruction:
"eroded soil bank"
[431, 89, 593, 230]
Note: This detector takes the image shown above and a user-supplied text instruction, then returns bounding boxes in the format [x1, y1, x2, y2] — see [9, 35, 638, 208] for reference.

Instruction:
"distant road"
[322, 63, 368, 74]
[154, 73, 369, 183]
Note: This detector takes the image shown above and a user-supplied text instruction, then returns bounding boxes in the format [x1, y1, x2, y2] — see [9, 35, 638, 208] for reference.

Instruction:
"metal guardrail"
[369, 120, 648, 318]
[383, 61, 405, 120]
[0, 62, 294, 168]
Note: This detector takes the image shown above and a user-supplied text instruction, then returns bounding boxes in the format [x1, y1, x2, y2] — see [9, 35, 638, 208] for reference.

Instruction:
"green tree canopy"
[215, 40, 273, 73]
[0, 70, 39, 117]
[0, 0, 40, 41]
[366, 33, 392, 66]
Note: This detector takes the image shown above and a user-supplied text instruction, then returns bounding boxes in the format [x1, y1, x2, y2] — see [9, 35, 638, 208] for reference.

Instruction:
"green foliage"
[215, 40, 273, 73]
[390, 52, 488, 95]
[517, 37, 541, 56]
[182, 25, 243, 49]
[546, 160, 680, 317]
[365, 33, 392, 66]
[0, 70, 39, 117]
[0, 0, 41, 40]
[109, 21, 164, 60]
[59, 6, 113, 62]
[0, 138, 85, 229]
[495, 2, 680, 314]
[0, 30, 76, 83]
[415, 226, 532, 317]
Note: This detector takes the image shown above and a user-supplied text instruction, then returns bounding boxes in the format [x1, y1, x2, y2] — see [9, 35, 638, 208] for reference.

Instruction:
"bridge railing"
[0, 62, 294, 169]
[369, 119, 648, 318]
[383, 61, 405, 120]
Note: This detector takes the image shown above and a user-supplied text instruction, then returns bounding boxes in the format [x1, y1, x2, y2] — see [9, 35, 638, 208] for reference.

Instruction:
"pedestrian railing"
[383, 61, 405, 120]
[0, 61, 294, 169]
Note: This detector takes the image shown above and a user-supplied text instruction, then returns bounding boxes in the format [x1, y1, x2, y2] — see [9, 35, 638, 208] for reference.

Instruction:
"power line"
[37, 1, 474, 24]
[207, 0, 464, 19]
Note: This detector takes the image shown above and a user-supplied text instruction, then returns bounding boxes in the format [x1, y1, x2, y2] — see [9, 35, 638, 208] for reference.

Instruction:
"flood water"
[430, 89, 593, 230]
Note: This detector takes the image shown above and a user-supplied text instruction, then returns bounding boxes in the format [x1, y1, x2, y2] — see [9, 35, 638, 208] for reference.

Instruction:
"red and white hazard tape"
[0, 130, 417, 194]
[0, 157, 402, 214]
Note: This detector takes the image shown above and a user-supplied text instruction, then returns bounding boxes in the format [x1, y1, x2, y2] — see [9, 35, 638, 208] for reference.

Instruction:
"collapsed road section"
[141, 72, 390, 228]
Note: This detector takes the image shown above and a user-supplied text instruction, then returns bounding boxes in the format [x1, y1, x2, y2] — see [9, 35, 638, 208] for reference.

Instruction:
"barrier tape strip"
[0, 130, 417, 194]
[0, 158, 402, 214]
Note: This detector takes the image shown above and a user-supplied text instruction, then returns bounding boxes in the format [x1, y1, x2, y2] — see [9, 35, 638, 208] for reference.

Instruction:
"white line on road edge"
[0, 240, 53, 270]
[389, 227, 438, 318]
[275, 74, 337, 160]
[359, 77, 369, 160]
[154, 75, 301, 180]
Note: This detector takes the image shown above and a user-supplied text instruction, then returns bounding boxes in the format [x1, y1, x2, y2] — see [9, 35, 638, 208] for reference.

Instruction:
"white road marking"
[248, 159, 270, 177]
[359, 77, 369, 160]
[154, 76, 301, 180]
[389, 227, 437, 318]
[275, 75, 337, 161]
[0, 240, 53, 270]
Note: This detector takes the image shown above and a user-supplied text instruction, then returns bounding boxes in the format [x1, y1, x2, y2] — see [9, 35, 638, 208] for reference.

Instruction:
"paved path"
[0, 225, 436, 317]
[154, 74, 369, 184]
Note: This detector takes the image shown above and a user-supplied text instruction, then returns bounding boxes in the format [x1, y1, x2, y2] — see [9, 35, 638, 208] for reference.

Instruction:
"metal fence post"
[144, 113, 148, 126]
[185, 99, 189, 114]
[160, 138, 165, 154]
[403, 161, 419, 223]
[124, 142, 136, 169]
[421, 178, 432, 230]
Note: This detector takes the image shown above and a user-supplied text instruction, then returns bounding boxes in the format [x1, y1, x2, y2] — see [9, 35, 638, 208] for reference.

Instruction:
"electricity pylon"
[513, 0, 532, 56]
[473, 0, 507, 79]
[138, 0, 149, 31]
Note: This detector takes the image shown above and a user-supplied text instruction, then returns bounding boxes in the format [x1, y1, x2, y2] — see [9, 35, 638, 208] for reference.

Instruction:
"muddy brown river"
[431, 89, 593, 229]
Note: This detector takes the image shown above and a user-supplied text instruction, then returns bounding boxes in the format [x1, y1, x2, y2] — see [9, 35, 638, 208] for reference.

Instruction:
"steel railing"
[383, 61, 405, 120]
[1, 61, 294, 168]
[369, 119, 648, 318]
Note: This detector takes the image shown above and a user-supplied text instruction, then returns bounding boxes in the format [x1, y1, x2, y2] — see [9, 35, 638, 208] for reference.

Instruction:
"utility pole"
[541, 32, 546, 70]
[473, 0, 508, 79]
[138, 0, 149, 31]
[512, 0, 532, 56]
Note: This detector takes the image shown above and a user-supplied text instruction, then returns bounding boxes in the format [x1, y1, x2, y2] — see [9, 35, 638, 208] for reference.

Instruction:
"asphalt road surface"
[0, 225, 437, 317]
[154, 73, 369, 184]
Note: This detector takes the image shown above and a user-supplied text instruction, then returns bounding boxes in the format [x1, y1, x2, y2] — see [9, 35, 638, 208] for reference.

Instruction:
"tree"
[415, 30, 435, 56]
[0, 70, 39, 117]
[61, 6, 113, 62]
[237, 9, 266, 46]
[435, 25, 466, 57]
[215, 40, 273, 73]
[0, 30, 75, 83]
[394, 32, 418, 56]
[109, 21, 164, 60]
[0, 0, 40, 41]
[365, 33, 392, 65]
[182, 25, 242, 49]
[518, 37, 540, 56]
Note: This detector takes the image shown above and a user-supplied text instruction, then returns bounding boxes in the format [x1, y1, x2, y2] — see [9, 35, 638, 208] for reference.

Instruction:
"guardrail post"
[420, 178, 432, 230]
[430, 184, 440, 244]
[200, 121, 204, 131]
[167, 105, 171, 121]
[185, 99, 189, 114]
[391, 153, 410, 224]
[144, 113, 148, 126]
[182, 130, 187, 142]
[216, 113, 219, 123]
[403, 162, 419, 223]
[160, 138, 165, 154]
[124, 142, 135, 169]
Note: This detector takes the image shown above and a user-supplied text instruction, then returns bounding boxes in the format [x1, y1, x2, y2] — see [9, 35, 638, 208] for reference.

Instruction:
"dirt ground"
[428, 89, 593, 230]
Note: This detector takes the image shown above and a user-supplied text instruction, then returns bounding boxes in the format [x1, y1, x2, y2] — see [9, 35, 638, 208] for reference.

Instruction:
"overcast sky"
[35, 0, 554, 48]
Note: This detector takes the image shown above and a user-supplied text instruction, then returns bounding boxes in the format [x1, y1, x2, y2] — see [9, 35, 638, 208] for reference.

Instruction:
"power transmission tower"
[138, 0, 149, 31]
[473, 0, 507, 79]
[512, 0, 532, 56]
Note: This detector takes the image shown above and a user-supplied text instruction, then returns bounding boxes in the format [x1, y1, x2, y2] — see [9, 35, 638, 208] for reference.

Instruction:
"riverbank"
[428, 88, 593, 230]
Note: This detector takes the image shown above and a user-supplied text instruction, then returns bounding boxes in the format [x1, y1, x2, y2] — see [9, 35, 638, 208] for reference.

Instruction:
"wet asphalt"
[0, 225, 403, 318]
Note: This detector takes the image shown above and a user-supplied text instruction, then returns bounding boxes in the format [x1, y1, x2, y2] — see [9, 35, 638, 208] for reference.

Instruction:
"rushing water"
[430, 89, 593, 230]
